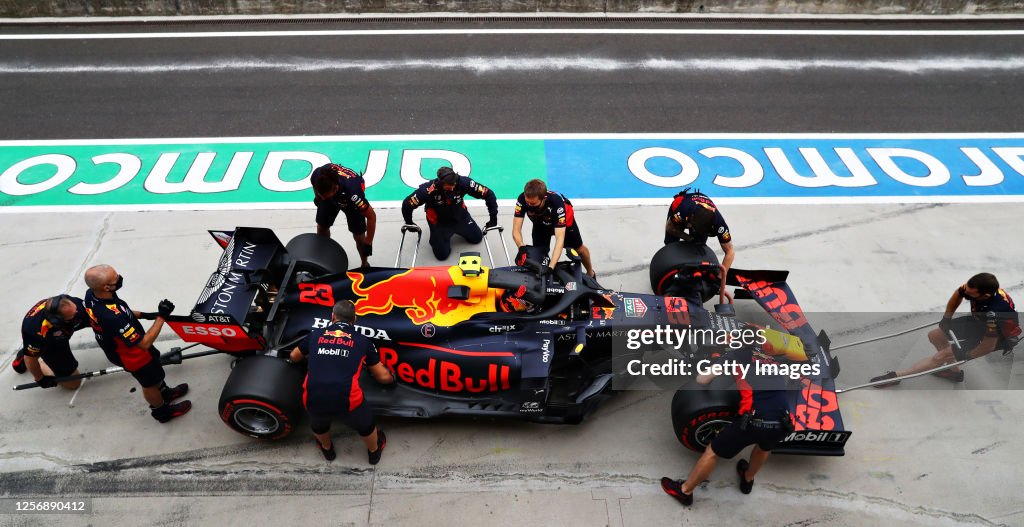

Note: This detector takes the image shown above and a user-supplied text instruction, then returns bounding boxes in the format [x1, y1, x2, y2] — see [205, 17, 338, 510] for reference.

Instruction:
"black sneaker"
[737, 460, 754, 494]
[316, 439, 336, 462]
[870, 371, 901, 388]
[368, 430, 386, 465]
[660, 477, 693, 506]
[151, 400, 192, 423]
[931, 369, 964, 383]
[161, 382, 189, 402]
[11, 349, 26, 374]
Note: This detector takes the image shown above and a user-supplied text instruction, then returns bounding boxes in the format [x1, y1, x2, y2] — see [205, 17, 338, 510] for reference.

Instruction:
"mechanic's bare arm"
[665, 219, 688, 241]
[317, 224, 331, 238]
[511, 216, 525, 247]
[696, 371, 718, 385]
[369, 362, 395, 384]
[944, 287, 965, 318]
[550, 227, 566, 269]
[289, 346, 305, 363]
[137, 318, 165, 351]
[967, 336, 998, 359]
[363, 205, 377, 244]
[719, 241, 736, 302]
[25, 355, 45, 381]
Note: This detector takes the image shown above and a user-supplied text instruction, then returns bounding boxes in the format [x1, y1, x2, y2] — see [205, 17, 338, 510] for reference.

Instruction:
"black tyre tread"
[285, 233, 349, 275]
[218, 355, 305, 440]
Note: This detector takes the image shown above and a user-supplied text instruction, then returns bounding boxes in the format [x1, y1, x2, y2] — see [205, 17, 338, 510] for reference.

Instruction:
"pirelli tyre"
[285, 233, 349, 276]
[649, 242, 721, 302]
[670, 377, 741, 453]
[218, 355, 305, 440]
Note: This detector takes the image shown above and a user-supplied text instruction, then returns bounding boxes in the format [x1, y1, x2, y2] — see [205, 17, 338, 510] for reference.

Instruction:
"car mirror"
[448, 285, 470, 301]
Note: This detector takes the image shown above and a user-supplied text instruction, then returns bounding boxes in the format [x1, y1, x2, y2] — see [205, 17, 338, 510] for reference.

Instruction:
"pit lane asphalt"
[2, 17, 1024, 527]
[1, 204, 1022, 526]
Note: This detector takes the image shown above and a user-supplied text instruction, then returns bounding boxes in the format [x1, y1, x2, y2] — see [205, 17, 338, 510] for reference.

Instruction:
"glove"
[138, 312, 159, 320]
[157, 299, 175, 318]
[938, 316, 952, 333]
[359, 242, 373, 257]
[37, 375, 58, 389]
[485, 217, 498, 229]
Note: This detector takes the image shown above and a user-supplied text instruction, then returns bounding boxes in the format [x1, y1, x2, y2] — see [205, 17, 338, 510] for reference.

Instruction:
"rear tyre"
[218, 355, 305, 440]
[285, 233, 349, 276]
[670, 376, 740, 453]
[649, 242, 720, 302]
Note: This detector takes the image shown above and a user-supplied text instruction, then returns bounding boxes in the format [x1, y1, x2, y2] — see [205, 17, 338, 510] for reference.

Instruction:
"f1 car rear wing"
[166, 228, 285, 353]
[729, 268, 852, 456]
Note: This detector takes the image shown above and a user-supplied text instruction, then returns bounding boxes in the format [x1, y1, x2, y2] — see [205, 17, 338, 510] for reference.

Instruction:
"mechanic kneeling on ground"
[310, 163, 377, 268]
[83, 265, 191, 423]
[402, 166, 499, 261]
[662, 346, 794, 506]
[871, 272, 1020, 387]
[511, 179, 596, 278]
[664, 189, 736, 302]
[290, 300, 395, 464]
[16, 295, 89, 389]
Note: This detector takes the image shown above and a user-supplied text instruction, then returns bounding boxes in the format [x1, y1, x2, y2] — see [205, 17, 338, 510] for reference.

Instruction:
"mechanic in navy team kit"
[662, 347, 794, 506]
[83, 265, 191, 423]
[290, 300, 395, 464]
[511, 179, 596, 277]
[665, 189, 736, 300]
[402, 166, 499, 260]
[310, 163, 377, 268]
[871, 272, 1020, 387]
[16, 295, 89, 389]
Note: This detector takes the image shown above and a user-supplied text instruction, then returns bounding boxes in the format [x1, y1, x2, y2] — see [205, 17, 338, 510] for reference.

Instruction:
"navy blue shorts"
[710, 418, 788, 459]
[308, 403, 376, 437]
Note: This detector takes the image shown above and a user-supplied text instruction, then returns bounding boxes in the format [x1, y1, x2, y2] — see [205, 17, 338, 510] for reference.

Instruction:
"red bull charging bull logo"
[348, 268, 493, 326]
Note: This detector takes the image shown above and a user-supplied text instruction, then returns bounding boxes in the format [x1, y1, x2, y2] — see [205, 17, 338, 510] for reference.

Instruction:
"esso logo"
[182, 324, 238, 337]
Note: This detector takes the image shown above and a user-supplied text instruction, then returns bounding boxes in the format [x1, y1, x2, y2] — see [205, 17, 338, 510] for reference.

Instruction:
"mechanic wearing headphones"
[402, 166, 499, 261]
[511, 179, 596, 278]
[662, 346, 794, 506]
[83, 265, 191, 423]
[290, 300, 395, 464]
[871, 272, 1020, 387]
[310, 163, 377, 268]
[665, 189, 736, 301]
[15, 295, 89, 389]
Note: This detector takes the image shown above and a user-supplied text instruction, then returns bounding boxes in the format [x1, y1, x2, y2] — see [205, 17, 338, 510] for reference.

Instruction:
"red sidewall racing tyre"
[671, 378, 741, 453]
[219, 355, 305, 440]
[285, 233, 349, 275]
[649, 242, 721, 303]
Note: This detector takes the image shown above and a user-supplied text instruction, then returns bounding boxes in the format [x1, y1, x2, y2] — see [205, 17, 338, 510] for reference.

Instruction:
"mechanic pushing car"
[83, 265, 191, 423]
[310, 163, 377, 268]
[289, 300, 395, 464]
[662, 347, 795, 507]
[15, 295, 89, 390]
[871, 272, 1021, 387]
[401, 166, 499, 260]
[664, 189, 736, 301]
[511, 179, 596, 278]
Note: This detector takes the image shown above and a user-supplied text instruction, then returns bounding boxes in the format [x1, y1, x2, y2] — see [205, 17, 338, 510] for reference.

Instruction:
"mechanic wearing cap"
[402, 167, 499, 261]
[871, 272, 1020, 387]
[665, 189, 736, 300]
[511, 179, 596, 278]
[83, 265, 191, 423]
[290, 300, 395, 464]
[16, 295, 89, 389]
[310, 163, 377, 268]
[662, 346, 794, 506]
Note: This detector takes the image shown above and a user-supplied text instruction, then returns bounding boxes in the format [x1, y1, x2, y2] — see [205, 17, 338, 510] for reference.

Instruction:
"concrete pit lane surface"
[0, 204, 1022, 527]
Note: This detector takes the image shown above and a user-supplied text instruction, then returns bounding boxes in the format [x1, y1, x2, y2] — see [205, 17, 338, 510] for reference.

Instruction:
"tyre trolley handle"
[483, 225, 512, 268]
[396, 224, 422, 268]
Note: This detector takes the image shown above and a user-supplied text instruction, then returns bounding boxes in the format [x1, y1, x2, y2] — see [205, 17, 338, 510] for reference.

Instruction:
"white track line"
[3, 56, 1023, 74]
[4, 28, 1024, 39]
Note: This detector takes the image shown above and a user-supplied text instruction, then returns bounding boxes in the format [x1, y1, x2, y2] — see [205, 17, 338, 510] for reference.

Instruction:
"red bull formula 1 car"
[165, 227, 851, 456]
